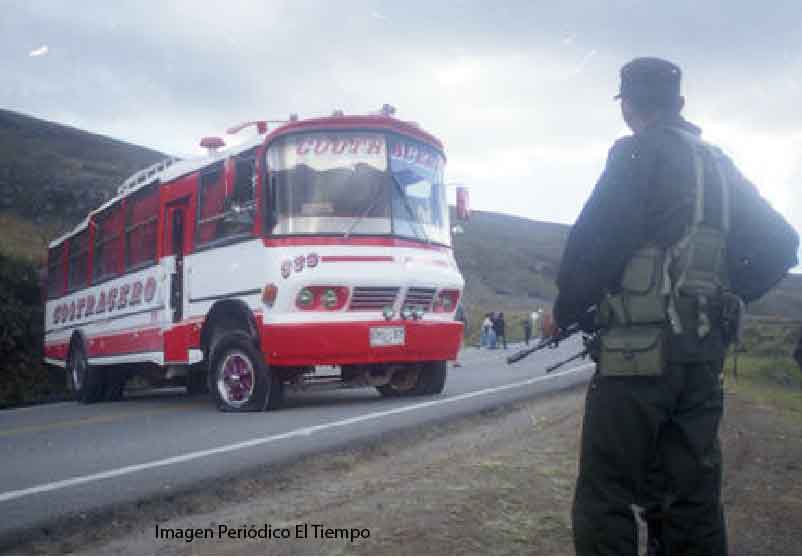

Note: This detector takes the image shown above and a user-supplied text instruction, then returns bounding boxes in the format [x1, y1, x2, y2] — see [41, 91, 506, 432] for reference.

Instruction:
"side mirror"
[456, 186, 470, 221]
[223, 200, 255, 227]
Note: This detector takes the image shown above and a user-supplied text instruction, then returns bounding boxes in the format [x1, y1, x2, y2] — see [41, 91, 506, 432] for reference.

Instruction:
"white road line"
[1, 401, 73, 415]
[0, 363, 594, 504]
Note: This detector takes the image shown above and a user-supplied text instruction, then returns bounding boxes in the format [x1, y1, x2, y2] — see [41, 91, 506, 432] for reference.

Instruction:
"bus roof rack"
[117, 156, 181, 196]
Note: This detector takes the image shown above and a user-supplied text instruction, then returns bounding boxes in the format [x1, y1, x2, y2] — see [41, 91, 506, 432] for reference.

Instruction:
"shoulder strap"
[666, 127, 730, 232]
[663, 127, 733, 336]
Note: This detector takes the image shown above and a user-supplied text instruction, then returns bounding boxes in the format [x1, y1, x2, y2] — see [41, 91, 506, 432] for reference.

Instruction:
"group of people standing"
[480, 312, 507, 349]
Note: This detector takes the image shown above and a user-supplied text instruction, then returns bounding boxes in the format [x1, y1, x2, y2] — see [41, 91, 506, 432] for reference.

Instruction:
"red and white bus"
[43, 108, 466, 411]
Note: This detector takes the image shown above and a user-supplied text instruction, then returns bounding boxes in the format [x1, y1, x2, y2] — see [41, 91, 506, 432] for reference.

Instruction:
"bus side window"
[196, 167, 226, 246]
[232, 158, 255, 207]
[94, 204, 125, 283]
[197, 162, 255, 247]
[47, 244, 64, 299]
[125, 183, 158, 271]
[67, 229, 89, 292]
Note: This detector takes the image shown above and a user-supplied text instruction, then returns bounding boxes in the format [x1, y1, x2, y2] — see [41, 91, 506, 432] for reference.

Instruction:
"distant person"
[543, 57, 799, 554]
[493, 312, 507, 350]
[531, 307, 543, 342]
[523, 317, 532, 346]
[488, 313, 498, 349]
[480, 313, 493, 348]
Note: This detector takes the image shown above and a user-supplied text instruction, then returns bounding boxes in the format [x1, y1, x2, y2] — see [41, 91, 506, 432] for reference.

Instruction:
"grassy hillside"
[0, 110, 166, 406]
[453, 209, 567, 312]
[0, 108, 166, 241]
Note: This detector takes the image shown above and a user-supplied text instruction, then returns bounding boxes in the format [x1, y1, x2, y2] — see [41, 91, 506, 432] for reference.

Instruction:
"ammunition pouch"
[599, 325, 665, 376]
[598, 245, 668, 329]
[595, 246, 668, 376]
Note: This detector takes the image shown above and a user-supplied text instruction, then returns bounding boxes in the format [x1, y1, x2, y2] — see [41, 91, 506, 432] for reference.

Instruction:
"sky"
[2, 0, 801, 267]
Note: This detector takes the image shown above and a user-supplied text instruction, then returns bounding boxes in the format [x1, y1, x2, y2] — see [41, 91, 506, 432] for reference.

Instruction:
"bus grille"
[403, 287, 437, 310]
[348, 286, 400, 311]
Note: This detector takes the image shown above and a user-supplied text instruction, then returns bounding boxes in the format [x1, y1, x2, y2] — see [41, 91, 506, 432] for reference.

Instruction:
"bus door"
[163, 200, 190, 363]
[166, 202, 187, 322]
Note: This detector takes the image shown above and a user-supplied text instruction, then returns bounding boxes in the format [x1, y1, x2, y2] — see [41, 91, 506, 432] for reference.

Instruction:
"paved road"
[0, 339, 593, 541]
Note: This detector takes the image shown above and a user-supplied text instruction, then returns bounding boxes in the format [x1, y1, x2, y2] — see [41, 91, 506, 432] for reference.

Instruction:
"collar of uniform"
[639, 114, 702, 137]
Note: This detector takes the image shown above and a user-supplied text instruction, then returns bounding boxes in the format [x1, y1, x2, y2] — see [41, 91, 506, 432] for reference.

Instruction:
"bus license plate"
[369, 326, 405, 347]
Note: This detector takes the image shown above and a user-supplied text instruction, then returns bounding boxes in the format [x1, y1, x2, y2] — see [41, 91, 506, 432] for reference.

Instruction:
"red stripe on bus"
[87, 327, 163, 357]
[44, 342, 70, 361]
[320, 256, 394, 263]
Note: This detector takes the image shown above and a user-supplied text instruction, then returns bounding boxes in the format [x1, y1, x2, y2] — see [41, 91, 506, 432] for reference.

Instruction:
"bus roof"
[49, 113, 444, 249]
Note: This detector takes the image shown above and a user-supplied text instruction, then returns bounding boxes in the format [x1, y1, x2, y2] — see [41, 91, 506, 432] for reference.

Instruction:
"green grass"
[0, 212, 50, 263]
[724, 320, 802, 416]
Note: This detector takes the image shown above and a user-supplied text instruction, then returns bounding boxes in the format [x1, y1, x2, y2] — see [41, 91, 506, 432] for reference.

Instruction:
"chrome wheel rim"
[71, 353, 85, 391]
[217, 351, 255, 407]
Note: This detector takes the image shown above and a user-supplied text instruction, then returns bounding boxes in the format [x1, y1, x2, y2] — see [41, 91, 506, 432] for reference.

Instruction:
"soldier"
[544, 58, 799, 554]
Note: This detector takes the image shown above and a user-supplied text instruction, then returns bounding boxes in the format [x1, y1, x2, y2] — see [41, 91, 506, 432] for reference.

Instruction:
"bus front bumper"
[261, 320, 463, 367]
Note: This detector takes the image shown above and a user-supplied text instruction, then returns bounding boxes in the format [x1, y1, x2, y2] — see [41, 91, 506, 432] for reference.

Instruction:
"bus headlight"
[296, 288, 314, 309]
[322, 288, 339, 309]
[295, 286, 349, 311]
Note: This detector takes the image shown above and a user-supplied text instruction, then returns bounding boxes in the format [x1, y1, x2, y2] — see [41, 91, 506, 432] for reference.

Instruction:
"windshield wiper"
[343, 173, 431, 243]
[390, 174, 430, 244]
[343, 185, 386, 239]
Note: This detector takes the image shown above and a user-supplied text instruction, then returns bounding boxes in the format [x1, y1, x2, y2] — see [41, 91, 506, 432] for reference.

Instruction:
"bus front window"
[265, 131, 450, 246]
[267, 132, 392, 236]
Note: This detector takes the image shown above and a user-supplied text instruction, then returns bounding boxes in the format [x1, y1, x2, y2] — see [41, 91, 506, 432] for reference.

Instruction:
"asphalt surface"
[0, 339, 593, 542]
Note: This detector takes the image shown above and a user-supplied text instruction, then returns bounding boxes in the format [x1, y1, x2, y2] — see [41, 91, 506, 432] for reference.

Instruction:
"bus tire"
[421, 361, 448, 395]
[376, 364, 425, 397]
[103, 369, 127, 401]
[210, 331, 281, 412]
[67, 342, 104, 404]
[376, 361, 448, 397]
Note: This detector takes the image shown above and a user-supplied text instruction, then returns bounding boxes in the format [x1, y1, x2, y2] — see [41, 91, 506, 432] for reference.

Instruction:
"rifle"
[506, 323, 582, 364]
[507, 321, 598, 374]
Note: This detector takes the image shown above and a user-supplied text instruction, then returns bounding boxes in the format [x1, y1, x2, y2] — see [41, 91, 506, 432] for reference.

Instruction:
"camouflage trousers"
[572, 359, 727, 555]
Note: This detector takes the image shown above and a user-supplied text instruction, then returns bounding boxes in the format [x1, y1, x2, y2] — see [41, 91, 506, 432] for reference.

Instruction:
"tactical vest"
[597, 128, 732, 375]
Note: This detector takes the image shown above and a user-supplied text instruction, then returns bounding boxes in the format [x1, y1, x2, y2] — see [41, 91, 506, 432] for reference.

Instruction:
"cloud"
[0, 0, 799, 267]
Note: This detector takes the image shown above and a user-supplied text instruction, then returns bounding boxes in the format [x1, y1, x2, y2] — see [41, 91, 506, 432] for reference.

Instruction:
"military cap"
[614, 57, 682, 106]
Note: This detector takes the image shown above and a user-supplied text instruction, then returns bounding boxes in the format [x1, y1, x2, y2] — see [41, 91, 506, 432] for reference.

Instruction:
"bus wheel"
[103, 369, 127, 401]
[377, 364, 423, 397]
[210, 331, 281, 412]
[421, 361, 448, 395]
[67, 343, 105, 404]
[376, 361, 448, 397]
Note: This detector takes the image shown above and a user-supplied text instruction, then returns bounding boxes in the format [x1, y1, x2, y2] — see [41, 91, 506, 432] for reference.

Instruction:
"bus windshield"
[266, 132, 449, 246]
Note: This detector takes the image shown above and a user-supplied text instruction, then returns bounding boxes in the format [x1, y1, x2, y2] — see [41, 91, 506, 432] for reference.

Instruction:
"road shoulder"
[9, 380, 802, 555]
